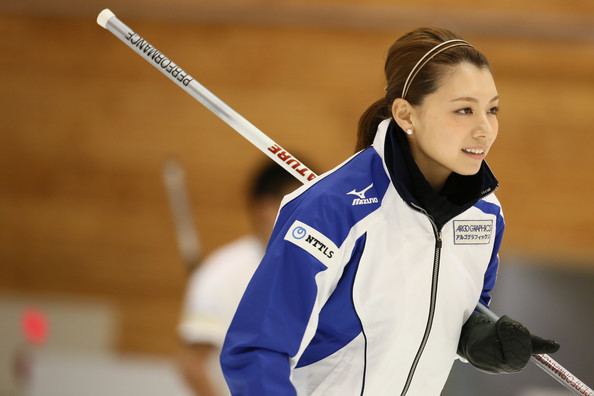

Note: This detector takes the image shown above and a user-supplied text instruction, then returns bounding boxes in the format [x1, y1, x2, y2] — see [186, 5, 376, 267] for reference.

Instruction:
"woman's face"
[405, 62, 499, 190]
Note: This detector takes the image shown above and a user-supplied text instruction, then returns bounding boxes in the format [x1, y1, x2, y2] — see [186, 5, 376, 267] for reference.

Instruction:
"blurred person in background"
[177, 160, 301, 396]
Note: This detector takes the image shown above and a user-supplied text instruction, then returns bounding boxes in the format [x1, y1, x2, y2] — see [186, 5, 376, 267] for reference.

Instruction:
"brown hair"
[356, 27, 490, 151]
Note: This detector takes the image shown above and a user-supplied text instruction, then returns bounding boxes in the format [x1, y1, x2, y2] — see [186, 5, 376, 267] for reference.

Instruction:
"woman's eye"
[489, 106, 499, 115]
[456, 107, 473, 115]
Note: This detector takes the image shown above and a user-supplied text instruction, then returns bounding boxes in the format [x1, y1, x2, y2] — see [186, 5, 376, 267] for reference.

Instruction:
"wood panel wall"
[1, 12, 593, 355]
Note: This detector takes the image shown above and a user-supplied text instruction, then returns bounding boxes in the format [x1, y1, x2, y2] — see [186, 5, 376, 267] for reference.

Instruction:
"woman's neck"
[408, 143, 451, 192]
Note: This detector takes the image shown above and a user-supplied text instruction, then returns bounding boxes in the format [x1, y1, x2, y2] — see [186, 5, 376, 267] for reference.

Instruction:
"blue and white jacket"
[221, 119, 504, 395]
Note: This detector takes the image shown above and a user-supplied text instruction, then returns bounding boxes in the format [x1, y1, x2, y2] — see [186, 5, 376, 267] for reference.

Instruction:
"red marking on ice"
[22, 308, 48, 345]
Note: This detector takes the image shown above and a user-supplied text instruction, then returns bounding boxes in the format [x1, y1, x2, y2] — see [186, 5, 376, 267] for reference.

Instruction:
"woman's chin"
[455, 164, 482, 176]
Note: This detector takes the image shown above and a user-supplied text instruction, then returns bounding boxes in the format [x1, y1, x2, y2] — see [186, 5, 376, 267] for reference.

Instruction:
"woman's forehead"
[434, 63, 498, 101]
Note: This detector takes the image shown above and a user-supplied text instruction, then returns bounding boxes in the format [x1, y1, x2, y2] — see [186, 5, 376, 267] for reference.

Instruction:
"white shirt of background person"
[176, 161, 301, 396]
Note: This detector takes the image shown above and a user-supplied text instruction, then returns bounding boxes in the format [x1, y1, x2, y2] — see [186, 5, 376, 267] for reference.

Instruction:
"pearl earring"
[405, 128, 413, 136]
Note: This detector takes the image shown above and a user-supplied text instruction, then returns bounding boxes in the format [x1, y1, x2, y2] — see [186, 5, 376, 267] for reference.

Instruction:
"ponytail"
[356, 98, 390, 152]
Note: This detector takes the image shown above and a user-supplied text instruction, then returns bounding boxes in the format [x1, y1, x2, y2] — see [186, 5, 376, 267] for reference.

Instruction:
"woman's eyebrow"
[450, 95, 499, 102]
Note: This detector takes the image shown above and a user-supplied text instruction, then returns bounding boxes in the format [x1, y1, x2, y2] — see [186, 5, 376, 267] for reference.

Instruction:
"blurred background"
[1, 0, 593, 395]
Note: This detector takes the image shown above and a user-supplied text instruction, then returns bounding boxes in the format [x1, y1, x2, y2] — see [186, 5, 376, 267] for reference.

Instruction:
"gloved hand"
[458, 312, 560, 374]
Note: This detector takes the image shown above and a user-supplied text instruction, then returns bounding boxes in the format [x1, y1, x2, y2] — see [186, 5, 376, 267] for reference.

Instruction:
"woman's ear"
[391, 98, 414, 132]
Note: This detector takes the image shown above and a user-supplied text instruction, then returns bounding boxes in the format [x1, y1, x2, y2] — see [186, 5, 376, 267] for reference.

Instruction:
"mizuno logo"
[347, 183, 379, 206]
[347, 183, 373, 199]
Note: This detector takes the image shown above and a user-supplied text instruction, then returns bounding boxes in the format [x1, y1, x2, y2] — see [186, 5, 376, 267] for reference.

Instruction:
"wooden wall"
[1, 7, 593, 355]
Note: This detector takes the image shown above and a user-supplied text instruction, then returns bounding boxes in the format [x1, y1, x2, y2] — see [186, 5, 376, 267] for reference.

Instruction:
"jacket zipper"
[399, 203, 442, 396]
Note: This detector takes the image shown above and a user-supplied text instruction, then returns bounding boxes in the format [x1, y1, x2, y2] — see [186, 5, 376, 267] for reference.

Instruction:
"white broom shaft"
[97, 9, 591, 395]
[96, 9, 316, 185]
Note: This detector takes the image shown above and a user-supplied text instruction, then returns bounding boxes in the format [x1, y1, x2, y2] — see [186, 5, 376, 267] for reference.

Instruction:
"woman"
[220, 27, 559, 396]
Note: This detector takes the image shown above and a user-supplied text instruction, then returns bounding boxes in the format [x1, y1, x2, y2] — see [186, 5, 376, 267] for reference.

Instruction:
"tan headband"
[401, 39, 472, 100]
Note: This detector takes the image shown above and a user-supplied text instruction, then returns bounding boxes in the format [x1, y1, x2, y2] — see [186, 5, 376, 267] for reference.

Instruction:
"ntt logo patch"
[284, 220, 339, 266]
[292, 226, 306, 240]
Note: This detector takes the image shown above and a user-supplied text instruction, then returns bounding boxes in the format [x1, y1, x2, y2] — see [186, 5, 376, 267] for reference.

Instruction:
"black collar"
[383, 120, 498, 230]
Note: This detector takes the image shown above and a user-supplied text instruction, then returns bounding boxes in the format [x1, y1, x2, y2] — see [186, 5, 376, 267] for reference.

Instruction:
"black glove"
[458, 312, 560, 374]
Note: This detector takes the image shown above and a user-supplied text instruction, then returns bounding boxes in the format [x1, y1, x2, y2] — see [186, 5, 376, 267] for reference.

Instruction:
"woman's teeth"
[462, 148, 484, 155]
